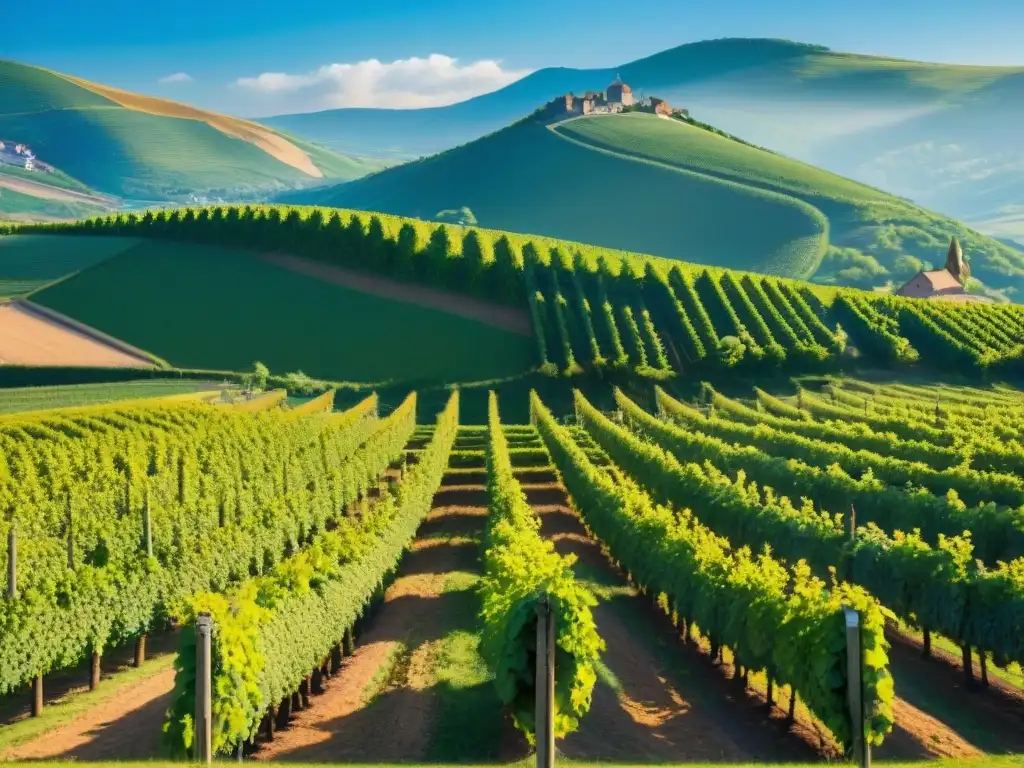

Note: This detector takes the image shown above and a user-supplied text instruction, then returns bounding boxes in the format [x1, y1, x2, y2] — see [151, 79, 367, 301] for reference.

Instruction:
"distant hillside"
[261, 38, 1024, 246]
[281, 111, 1023, 293]
[0, 60, 388, 204]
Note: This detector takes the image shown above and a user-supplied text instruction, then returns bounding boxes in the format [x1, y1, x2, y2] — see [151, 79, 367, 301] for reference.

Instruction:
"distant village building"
[0, 138, 53, 174]
[896, 237, 990, 303]
[544, 77, 691, 123]
[644, 96, 689, 118]
[546, 76, 641, 117]
[606, 75, 635, 107]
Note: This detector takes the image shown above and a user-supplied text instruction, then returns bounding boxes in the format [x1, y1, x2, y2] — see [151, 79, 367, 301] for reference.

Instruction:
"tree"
[458, 229, 491, 291]
[248, 362, 270, 392]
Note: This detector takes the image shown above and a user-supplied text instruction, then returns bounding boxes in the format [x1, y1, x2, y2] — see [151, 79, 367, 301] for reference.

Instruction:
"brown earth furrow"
[253, 456, 496, 763]
[2, 667, 174, 761]
[522, 469, 817, 762]
[524, 462, 998, 762]
[0, 302, 154, 367]
[261, 253, 533, 336]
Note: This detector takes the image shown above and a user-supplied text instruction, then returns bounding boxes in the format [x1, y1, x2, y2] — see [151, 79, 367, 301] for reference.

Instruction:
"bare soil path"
[523, 470, 821, 763]
[1, 667, 175, 761]
[262, 253, 533, 337]
[254, 434, 524, 763]
[554, 427, 1012, 759]
[876, 631, 1024, 757]
[524, 452, 998, 762]
[0, 173, 112, 205]
[0, 630, 179, 729]
[0, 302, 154, 367]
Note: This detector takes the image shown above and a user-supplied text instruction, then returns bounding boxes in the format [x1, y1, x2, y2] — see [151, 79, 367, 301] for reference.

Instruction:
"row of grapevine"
[716, 386, 964, 468]
[650, 388, 1024, 565]
[288, 389, 337, 414]
[831, 292, 919, 364]
[164, 391, 459, 757]
[641, 263, 706, 365]
[742, 275, 831, 364]
[694, 270, 764, 361]
[720, 272, 786, 363]
[565, 256, 608, 367]
[667, 388, 1024, 548]
[580, 390, 1024, 680]
[899, 300, 1024, 370]
[824, 384, 1024, 446]
[888, 381, 1024, 407]
[668, 267, 720, 352]
[834, 382, 1024, 434]
[18, 205, 1024, 378]
[480, 392, 601, 738]
[0, 393, 403, 694]
[531, 390, 894, 752]
[793, 386, 1024, 477]
[794, 388, 950, 445]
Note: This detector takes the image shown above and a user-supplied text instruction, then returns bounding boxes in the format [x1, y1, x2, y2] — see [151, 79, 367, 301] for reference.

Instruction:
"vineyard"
[9, 205, 1024, 385]
[0, 376, 1022, 764]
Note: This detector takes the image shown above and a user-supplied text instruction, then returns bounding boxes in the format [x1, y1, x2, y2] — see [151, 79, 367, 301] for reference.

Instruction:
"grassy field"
[0, 60, 386, 201]
[0, 163, 96, 194]
[554, 113, 887, 204]
[0, 234, 139, 296]
[0, 379, 223, 414]
[287, 112, 1021, 293]
[0, 185, 109, 224]
[30, 239, 536, 384]
[285, 118, 829, 278]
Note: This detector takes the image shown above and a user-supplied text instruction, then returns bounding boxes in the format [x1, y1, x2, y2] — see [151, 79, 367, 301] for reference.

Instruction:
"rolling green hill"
[0, 234, 140, 297]
[262, 38, 1024, 253]
[282, 111, 1020, 293]
[0, 184, 109, 223]
[282, 115, 828, 279]
[29, 238, 535, 384]
[18, 205, 1024, 387]
[0, 60, 389, 204]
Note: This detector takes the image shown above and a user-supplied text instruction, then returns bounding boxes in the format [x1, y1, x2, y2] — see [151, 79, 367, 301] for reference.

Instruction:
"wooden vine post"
[67, 490, 75, 570]
[90, 648, 101, 691]
[32, 672, 43, 717]
[7, 524, 16, 600]
[135, 484, 152, 667]
[195, 613, 213, 764]
[13, 523, 46, 717]
[535, 595, 555, 768]
[843, 606, 870, 768]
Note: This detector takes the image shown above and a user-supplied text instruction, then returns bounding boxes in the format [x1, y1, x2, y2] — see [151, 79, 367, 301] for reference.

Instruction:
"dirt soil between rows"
[2, 667, 175, 761]
[879, 630, 1024, 756]
[253, 464, 524, 763]
[0, 302, 154, 367]
[262, 253, 533, 337]
[524, 470, 997, 762]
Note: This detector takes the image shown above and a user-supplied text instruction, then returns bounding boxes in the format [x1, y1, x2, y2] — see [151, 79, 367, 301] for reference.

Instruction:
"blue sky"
[3, 0, 1023, 116]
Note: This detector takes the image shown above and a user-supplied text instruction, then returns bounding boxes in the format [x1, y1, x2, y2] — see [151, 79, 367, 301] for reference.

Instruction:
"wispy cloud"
[159, 72, 193, 84]
[236, 54, 531, 111]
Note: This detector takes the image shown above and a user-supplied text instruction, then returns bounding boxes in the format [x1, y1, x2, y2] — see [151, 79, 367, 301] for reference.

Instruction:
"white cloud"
[159, 72, 193, 84]
[236, 54, 531, 111]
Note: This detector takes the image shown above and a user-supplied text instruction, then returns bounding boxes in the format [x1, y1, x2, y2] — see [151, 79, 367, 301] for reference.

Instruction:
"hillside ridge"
[0, 59, 386, 207]
[281, 110, 1021, 296]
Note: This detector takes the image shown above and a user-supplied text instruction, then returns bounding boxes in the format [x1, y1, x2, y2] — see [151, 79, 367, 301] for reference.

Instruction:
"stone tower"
[945, 236, 970, 284]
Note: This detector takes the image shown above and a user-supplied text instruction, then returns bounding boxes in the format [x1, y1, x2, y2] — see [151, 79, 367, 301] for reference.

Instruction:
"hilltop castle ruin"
[544, 76, 688, 119]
